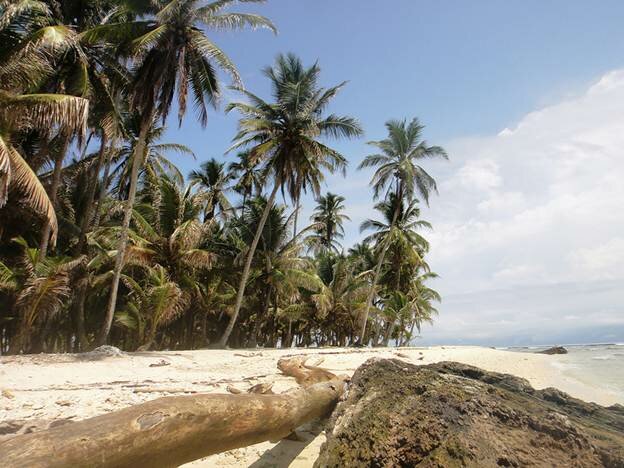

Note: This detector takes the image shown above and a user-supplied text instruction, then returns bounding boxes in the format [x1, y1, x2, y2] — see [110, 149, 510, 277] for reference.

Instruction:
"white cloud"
[569, 237, 624, 280]
[323, 69, 624, 344]
[425, 69, 624, 297]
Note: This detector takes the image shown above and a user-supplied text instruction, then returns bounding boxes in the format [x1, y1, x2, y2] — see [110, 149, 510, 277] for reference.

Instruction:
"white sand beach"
[1, 346, 621, 467]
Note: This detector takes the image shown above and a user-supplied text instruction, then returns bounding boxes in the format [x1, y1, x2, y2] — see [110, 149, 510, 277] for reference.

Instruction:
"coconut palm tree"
[5, 237, 85, 354]
[0, 91, 88, 246]
[398, 272, 440, 346]
[189, 158, 233, 221]
[365, 195, 432, 293]
[89, 0, 275, 345]
[231, 197, 320, 346]
[228, 149, 264, 213]
[307, 192, 350, 254]
[110, 116, 194, 199]
[357, 118, 447, 343]
[0, 0, 126, 259]
[219, 53, 363, 346]
[121, 265, 185, 350]
[311, 253, 369, 345]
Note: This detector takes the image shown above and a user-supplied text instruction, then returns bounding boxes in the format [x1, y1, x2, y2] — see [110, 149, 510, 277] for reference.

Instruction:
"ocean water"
[506, 343, 624, 405]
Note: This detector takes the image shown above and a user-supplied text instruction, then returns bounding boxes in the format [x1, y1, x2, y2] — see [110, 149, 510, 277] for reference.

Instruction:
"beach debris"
[226, 385, 242, 394]
[78, 345, 125, 361]
[149, 359, 171, 367]
[315, 359, 624, 467]
[277, 355, 338, 387]
[537, 346, 568, 355]
[133, 388, 197, 394]
[248, 383, 274, 394]
[234, 352, 263, 358]
[2, 389, 15, 399]
[395, 352, 410, 358]
[55, 400, 72, 407]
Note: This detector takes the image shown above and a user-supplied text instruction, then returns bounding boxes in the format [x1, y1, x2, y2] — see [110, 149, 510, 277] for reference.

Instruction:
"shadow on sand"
[249, 420, 324, 468]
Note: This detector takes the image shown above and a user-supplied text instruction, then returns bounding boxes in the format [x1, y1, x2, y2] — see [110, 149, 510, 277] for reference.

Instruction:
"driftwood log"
[0, 356, 346, 468]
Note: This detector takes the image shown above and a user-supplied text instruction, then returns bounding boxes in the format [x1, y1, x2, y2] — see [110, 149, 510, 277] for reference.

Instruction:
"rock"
[537, 346, 568, 355]
[148, 359, 170, 367]
[315, 359, 624, 467]
[78, 345, 125, 361]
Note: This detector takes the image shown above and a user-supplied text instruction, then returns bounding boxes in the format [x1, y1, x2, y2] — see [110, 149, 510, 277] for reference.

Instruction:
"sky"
[163, 0, 624, 346]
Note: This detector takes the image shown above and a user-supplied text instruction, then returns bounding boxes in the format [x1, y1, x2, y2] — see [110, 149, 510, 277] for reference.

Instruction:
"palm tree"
[228, 149, 264, 213]
[121, 265, 185, 350]
[0, 92, 88, 246]
[219, 53, 363, 346]
[311, 254, 369, 345]
[110, 116, 194, 199]
[5, 237, 85, 354]
[0, 0, 124, 259]
[189, 158, 233, 221]
[399, 272, 440, 346]
[231, 197, 319, 346]
[89, 0, 276, 346]
[357, 118, 447, 343]
[307, 192, 350, 254]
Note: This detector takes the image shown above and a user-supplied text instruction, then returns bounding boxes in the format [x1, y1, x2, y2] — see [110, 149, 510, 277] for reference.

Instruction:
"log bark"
[0, 357, 346, 468]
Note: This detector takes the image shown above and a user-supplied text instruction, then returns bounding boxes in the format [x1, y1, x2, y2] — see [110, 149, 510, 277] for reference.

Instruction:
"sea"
[503, 343, 624, 405]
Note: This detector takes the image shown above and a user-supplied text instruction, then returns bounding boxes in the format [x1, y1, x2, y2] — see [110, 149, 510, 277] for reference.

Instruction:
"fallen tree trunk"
[0, 357, 346, 468]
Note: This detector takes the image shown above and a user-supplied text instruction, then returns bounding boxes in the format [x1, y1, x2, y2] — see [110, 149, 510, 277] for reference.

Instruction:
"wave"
[591, 354, 615, 361]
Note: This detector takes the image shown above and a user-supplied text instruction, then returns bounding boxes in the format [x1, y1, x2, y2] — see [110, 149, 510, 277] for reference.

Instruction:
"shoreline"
[1, 346, 621, 467]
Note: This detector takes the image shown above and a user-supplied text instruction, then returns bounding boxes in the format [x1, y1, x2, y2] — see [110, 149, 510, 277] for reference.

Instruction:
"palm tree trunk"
[292, 199, 300, 238]
[75, 133, 108, 254]
[240, 193, 246, 217]
[357, 193, 402, 344]
[38, 136, 70, 261]
[92, 140, 115, 230]
[218, 183, 280, 347]
[96, 114, 153, 346]
[68, 135, 109, 350]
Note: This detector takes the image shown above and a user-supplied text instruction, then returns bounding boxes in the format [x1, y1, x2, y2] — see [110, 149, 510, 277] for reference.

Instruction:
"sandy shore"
[1, 346, 620, 467]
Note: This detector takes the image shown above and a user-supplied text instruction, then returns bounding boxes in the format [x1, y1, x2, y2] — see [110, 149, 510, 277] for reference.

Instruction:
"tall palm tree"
[231, 197, 319, 346]
[89, 0, 276, 346]
[189, 158, 233, 221]
[356, 118, 447, 343]
[219, 53, 362, 346]
[308, 192, 350, 254]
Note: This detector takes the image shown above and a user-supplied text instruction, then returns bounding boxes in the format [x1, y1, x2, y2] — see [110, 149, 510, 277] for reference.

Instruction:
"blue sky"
[160, 1, 624, 345]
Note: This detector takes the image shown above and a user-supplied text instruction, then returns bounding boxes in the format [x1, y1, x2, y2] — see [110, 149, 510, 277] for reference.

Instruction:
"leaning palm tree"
[219, 53, 363, 346]
[357, 118, 447, 343]
[189, 158, 233, 221]
[307, 192, 350, 254]
[89, 0, 276, 346]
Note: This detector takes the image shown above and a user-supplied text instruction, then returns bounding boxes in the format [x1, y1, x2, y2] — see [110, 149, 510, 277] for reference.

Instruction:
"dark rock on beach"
[315, 359, 624, 467]
[537, 346, 568, 355]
